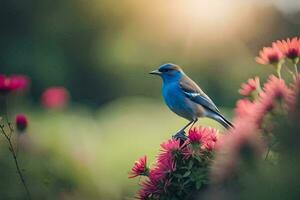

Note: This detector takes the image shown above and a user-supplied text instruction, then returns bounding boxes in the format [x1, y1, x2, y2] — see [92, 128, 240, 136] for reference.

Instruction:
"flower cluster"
[129, 127, 218, 200]
[130, 36, 300, 199]
[211, 37, 300, 184]
[256, 37, 300, 78]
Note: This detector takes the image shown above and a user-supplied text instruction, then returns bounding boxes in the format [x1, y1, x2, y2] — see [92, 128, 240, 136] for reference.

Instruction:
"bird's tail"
[207, 112, 234, 129]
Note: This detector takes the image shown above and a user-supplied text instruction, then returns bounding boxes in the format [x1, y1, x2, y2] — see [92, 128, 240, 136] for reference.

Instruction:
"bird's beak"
[149, 70, 161, 75]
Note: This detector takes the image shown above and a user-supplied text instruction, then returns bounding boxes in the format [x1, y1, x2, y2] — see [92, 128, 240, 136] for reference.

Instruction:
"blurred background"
[0, 0, 300, 199]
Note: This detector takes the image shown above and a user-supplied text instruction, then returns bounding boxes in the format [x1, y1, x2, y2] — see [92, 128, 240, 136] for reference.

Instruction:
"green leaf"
[183, 171, 191, 178]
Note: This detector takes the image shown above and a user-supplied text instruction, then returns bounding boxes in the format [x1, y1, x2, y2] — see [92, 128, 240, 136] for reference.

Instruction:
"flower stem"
[276, 63, 282, 79]
[294, 63, 299, 75]
[264, 147, 270, 161]
[0, 123, 31, 199]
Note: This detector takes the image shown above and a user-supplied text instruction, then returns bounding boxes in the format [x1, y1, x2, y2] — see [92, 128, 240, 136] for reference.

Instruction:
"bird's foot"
[172, 129, 188, 142]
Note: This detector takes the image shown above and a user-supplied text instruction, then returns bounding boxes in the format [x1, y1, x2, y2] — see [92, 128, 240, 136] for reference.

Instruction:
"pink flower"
[235, 99, 256, 119]
[256, 46, 284, 65]
[158, 139, 181, 162]
[149, 166, 166, 183]
[137, 179, 161, 200]
[203, 141, 216, 151]
[185, 126, 218, 155]
[274, 37, 300, 62]
[154, 139, 180, 179]
[41, 87, 70, 109]
[0, 74, 30, 94]
[188, 127, 218, 144]
[239, 77, 261, 97]
[160, 139, 181, 152]
[149, 158, 176, 183]
[256, 75, 293, 124]
[198, 127, 218, 145]
[188, 127, 203, 143]
[15, 114, 28, 132]
[129, 155, 148, 178]
[211, 120, 263, 183]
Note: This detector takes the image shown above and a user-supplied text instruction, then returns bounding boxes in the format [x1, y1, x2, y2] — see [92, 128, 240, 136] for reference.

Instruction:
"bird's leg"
[188, 118, 198, 132]
[173, 120, 195, 141]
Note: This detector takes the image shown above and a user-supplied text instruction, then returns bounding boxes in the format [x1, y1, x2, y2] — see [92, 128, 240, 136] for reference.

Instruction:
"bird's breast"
[162, 83, 203, 121]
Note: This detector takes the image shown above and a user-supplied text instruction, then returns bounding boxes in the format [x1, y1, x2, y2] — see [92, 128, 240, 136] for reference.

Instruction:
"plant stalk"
[0, 122, 31, 199]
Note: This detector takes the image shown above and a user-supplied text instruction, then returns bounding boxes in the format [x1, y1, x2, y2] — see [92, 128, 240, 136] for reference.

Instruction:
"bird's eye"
[161, 68, 171, 72]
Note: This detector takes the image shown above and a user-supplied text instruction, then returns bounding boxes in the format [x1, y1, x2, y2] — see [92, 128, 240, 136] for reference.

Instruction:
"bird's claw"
[172, 129, 188, 142]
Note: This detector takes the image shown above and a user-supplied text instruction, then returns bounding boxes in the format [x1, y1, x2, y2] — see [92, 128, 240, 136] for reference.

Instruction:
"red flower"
[15, 114, 28, 132]
[256, 46, 284, 65]
[0, 74, 30, 94]
[129, 155, 148, 178]
[239, 77, 261, 97]
[274, 37, 300, 62]
[41, 87, 70, 109]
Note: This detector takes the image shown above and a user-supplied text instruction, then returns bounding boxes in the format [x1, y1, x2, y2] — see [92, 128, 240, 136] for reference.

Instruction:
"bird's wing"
[179, 75, 220, 114]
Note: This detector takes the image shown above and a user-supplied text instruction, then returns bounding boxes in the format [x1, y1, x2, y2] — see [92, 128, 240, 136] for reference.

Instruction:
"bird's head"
[150, 63, 184, 82]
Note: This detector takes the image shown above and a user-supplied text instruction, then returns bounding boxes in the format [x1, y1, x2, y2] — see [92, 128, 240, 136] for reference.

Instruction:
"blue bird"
[150, 63, 233, 138]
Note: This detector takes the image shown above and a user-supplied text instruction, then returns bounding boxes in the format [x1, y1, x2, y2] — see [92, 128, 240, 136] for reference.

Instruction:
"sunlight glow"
[167, 0, 249, 38]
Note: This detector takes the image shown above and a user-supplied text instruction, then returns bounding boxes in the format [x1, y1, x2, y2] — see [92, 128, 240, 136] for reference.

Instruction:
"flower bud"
[15, 114, 28, 132]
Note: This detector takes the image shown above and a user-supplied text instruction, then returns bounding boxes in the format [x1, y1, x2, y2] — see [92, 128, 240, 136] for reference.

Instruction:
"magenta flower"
[0, 74, 30, 94]
[149, 166, 167, 183]
[160, 139, 181, 153]
[158, 139, 181, 162]
[184, 126, 219, 158]
[188, 127, 203, 143]
[41, 87, 70, 109]
[129, 155, 148, 178]
[137, 179, 161, 200]
[155, 139, 179, 178]
[239, 77, 261, 97]
[10, 75, 30, 92]
[15, 114, 28, 132]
